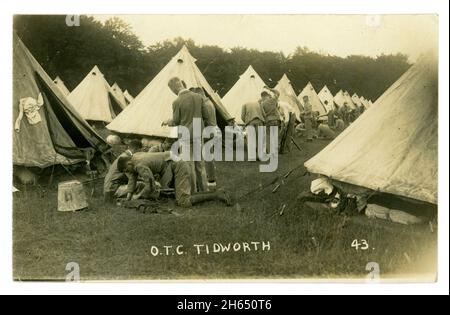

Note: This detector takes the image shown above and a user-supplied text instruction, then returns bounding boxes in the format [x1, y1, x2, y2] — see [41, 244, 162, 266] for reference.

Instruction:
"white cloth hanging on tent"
[15, 93, 44, 132]
[310, 177, 334, 195]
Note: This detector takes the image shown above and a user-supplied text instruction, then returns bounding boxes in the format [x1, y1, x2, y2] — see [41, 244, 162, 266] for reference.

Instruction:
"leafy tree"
[14, 15, 411, 103]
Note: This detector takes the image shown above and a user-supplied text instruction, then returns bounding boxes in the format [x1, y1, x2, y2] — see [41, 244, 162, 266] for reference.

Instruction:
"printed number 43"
[352, 239, 369, 251]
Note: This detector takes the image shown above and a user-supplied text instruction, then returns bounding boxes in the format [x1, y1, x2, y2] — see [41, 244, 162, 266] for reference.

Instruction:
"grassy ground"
[13, 138, 437, 281]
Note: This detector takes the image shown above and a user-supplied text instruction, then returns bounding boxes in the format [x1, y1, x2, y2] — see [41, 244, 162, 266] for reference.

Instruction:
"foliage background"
[14, 15, 411, 101]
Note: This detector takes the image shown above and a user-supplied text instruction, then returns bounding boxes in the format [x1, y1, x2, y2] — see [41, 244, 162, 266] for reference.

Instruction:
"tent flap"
[13, 33, 109, 168]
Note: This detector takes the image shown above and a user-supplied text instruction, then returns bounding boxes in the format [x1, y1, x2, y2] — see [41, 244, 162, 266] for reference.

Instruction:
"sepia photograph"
[9, 11, 443, 286]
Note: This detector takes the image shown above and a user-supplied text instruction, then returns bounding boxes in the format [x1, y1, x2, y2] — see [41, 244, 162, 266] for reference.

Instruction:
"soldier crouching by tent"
[103, 140, 144, 203]
[295, 112, 345, 140]
[117, 151, 233, 208]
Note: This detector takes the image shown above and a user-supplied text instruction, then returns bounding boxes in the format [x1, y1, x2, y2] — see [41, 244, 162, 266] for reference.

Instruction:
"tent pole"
[291, 137, 302, 151]
[48, 154, 58, 186]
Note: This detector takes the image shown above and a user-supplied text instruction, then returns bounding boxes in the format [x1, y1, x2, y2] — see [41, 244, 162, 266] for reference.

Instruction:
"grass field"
[13, 138, 437, 281]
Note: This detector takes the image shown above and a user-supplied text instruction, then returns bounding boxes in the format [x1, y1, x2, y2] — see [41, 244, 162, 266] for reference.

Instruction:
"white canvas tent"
[222, 65, 266, 125]
[333, 90, 346, 108]
[53, 76, 70, 96]
[123, 90, 134, 104]
[107, 46, 232, 137]
[111, 82, 128, 106]
[298, 82, 327, 116]
[343, 91, 357, 109]
[318, 85, 336, 112]
[278, 101, 300, 123]
[13, 34, 109, 168]
[359, 96, 369, 109]
[274, 74, 302, 120]
[305, 50, 437, 204]
[68, 66, 126, 123]
[351, 93, 363, 108]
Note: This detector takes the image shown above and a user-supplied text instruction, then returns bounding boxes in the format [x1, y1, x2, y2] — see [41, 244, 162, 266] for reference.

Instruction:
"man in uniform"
[163, 77, 209, 193]
[103, 139, 142, 203]
[302, 95, 314, 142]
[260, 87, 281, 153]
[190, 87, 219, 191]
[117, 152, 233, 208]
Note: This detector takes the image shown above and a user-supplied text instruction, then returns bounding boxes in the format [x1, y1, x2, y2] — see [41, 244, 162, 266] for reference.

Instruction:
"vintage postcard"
[12, 14, 439, 283]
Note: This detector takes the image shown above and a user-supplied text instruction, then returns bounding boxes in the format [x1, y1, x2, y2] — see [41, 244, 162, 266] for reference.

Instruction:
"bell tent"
[305, 50, 437, 204]
[53, 76, 70, 96]
[111, 82, 128, 106]
[107, 45, 232, 137]
[359, 96, 369, 109]
[222, 65, 267, 125]
[343, 91, 356, 109]
[13, 34, 109, 169]
[68, 66, 127, 123]
[318, 85, 337, 112]
[333, 90, 346, 108]
[351, 93, 363, 108]
[123, 90, 134, 104]
[274, 74, 302, 120]
[298, 82, 327, 116]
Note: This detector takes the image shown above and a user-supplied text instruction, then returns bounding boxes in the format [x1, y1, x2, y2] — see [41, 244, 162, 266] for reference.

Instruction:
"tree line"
[14, 15, 411, 102]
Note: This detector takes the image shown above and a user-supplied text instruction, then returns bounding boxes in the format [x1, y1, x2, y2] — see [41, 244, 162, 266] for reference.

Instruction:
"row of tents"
[13, 32, 437, 206]
[53, 67, 134, 123]
[305, 49, 437, 205]
[51, 45, 374, 136]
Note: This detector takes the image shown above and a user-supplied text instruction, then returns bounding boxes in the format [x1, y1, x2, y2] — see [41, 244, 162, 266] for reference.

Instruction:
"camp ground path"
[13, 138, 436, 281]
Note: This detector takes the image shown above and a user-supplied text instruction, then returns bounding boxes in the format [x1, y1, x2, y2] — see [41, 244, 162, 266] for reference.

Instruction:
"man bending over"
[117, 152, 233, 208]
[103, 139, 142, 203]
